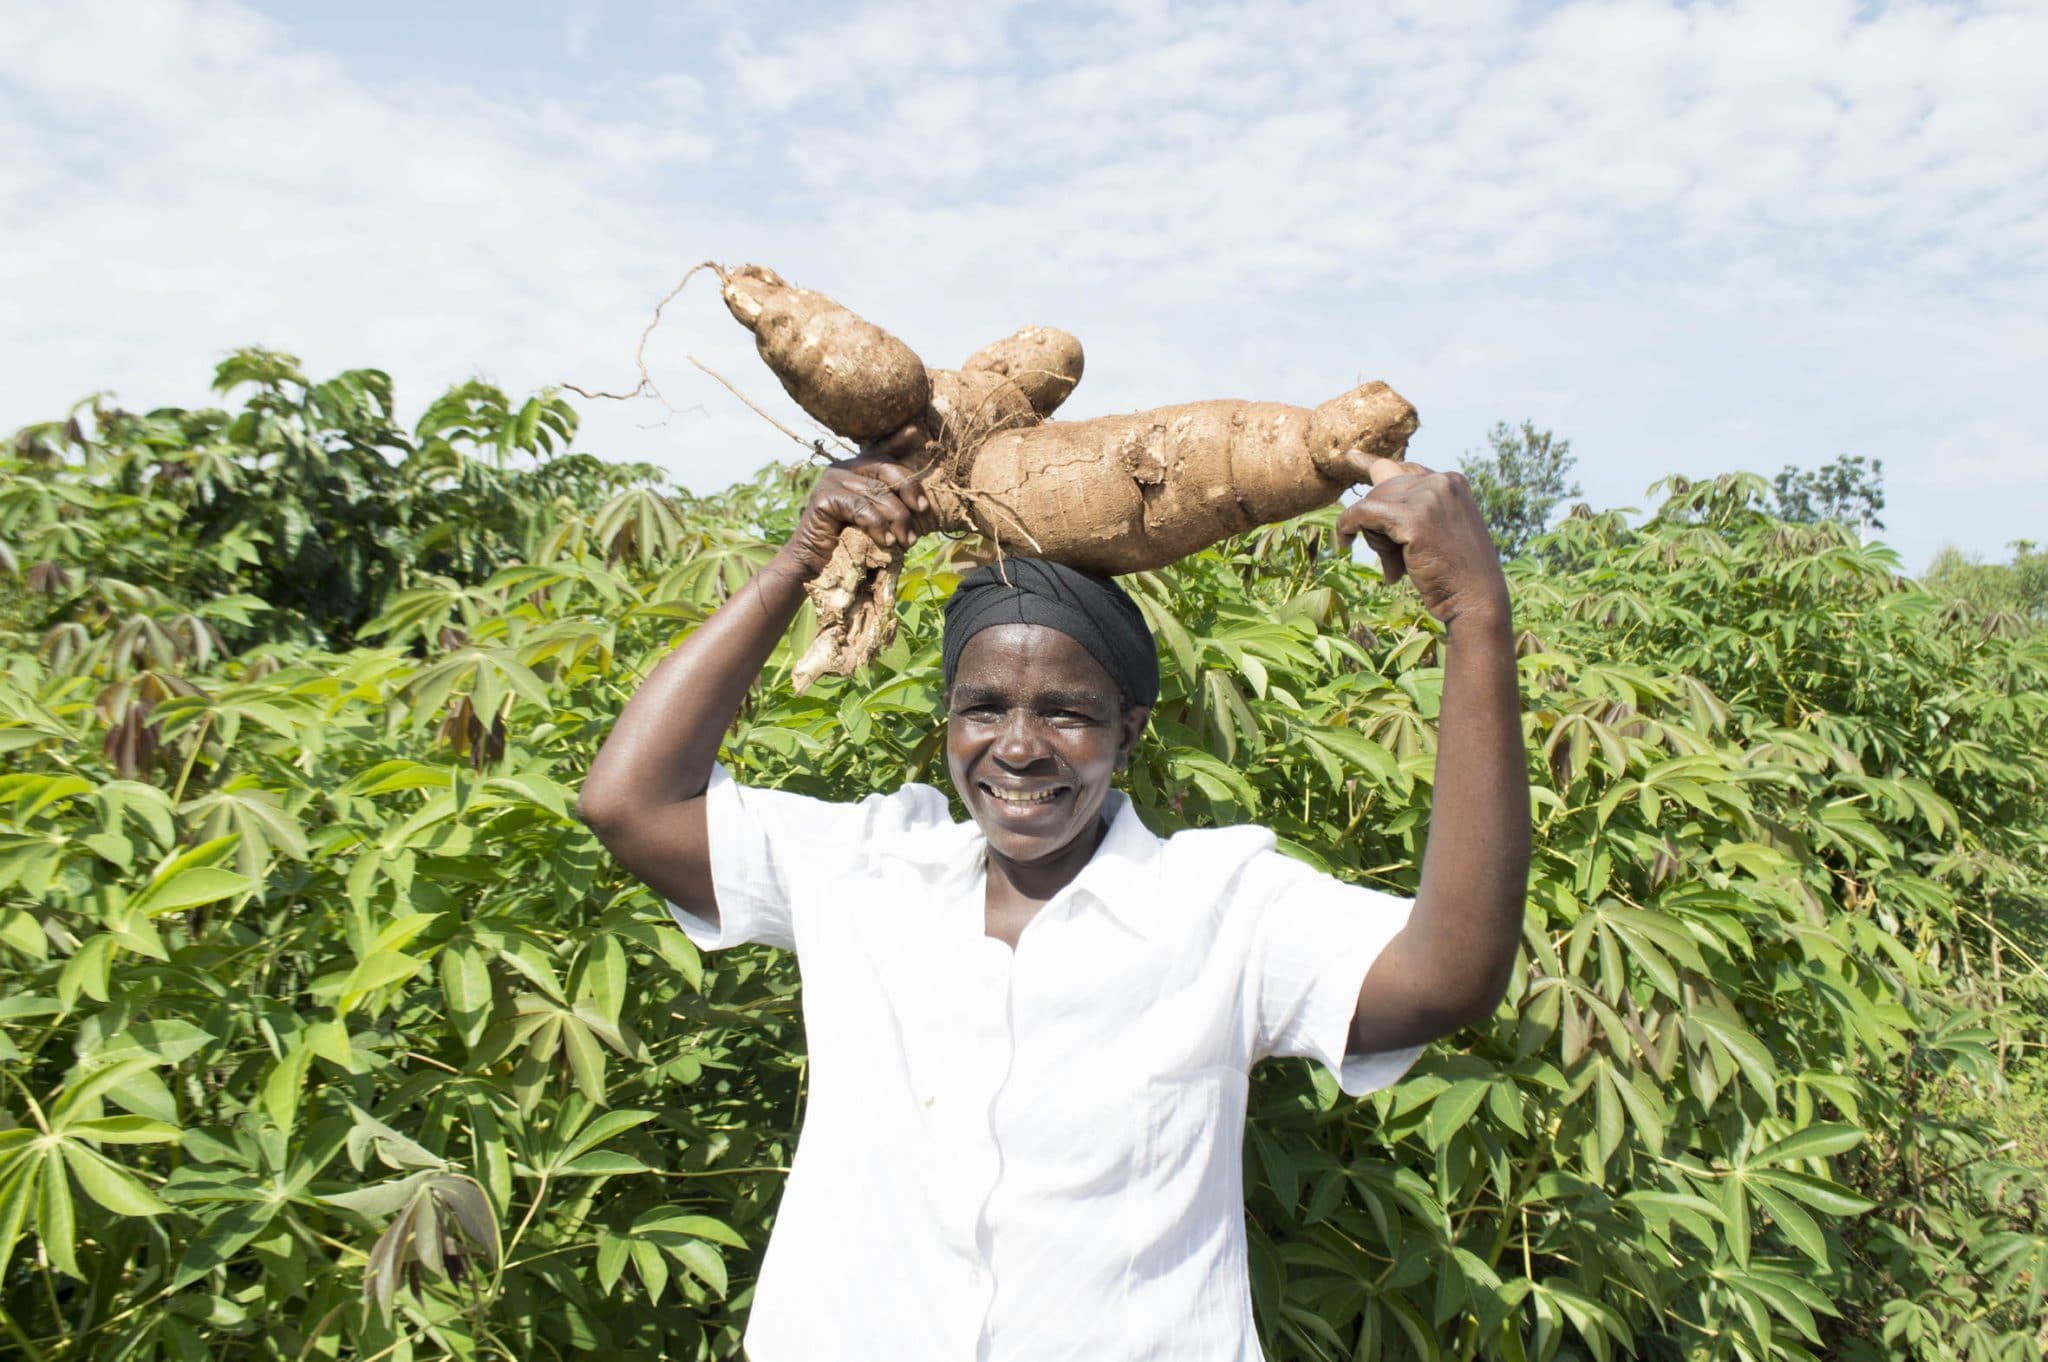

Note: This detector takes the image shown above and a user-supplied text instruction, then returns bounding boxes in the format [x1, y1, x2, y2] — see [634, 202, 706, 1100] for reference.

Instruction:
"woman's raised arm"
[575, 427, 928, 921]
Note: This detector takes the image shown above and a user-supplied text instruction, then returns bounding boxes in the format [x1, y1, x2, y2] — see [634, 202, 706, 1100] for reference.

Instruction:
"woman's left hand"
[1335, 454, 1511, 629]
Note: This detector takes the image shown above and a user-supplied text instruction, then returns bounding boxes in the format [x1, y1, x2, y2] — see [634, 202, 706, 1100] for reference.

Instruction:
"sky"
[3, 0, 2043, 573]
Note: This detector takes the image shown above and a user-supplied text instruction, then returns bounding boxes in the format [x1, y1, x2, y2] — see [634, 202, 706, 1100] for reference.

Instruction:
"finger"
[849, 478, 916, 546]
[853, 465, 924, 540]
[1336, 493, 1412, 546]
[1335, 503, 1365, 555]
[816, 470, 911, 548]
[838, 488, 907, 547]
[859, 456, 931, 515]
[1363, 528, 1405, 584]
[1336, 497, 1413, 578]
[1340, 449, 1434, 486]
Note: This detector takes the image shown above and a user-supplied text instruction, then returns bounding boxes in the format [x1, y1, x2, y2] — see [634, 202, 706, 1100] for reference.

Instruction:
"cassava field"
[1, 355, 2044, 1361]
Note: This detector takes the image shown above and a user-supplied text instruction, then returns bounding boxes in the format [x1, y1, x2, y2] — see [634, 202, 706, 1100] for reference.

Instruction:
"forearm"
[1408, 604, 1530, 1021]
[577, 547, 811, 825]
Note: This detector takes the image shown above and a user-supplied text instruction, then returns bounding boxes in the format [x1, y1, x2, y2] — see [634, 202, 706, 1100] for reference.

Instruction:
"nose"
[990, 709, 1052, 772]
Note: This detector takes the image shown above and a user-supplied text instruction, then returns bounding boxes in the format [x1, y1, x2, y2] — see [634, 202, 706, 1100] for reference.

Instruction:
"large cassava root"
[717, 264, 1418, 690]
[925, 383, 1418, 575]
[720, 265, 931, 442]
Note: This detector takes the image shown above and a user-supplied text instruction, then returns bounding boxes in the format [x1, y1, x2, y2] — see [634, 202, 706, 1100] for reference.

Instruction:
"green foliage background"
[2, 357, 2045, 1361]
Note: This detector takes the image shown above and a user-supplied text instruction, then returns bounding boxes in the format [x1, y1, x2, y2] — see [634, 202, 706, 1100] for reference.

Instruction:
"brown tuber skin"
[960, 326, 1085, 420]
[717, 264, 1418, 687]
[720, 265, 930, 442]
[932, 383, 1418, 574]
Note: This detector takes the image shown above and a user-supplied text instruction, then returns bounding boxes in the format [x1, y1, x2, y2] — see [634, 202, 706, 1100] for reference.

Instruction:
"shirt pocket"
[1127, 1064, 1252, 1275]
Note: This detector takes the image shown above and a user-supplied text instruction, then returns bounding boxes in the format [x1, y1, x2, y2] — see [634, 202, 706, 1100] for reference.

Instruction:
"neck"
[986, 814, 1112, 906]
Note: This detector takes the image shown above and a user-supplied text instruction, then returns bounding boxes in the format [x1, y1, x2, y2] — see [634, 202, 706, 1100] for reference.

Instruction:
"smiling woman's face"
[945, 623, 1148, 868]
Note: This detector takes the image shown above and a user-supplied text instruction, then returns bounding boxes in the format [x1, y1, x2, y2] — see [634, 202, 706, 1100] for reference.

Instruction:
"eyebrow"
[951, 685, 1116, 711]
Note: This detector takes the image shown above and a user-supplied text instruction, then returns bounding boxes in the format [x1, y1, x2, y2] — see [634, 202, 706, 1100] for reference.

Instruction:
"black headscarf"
[942, 558, 1160, 709]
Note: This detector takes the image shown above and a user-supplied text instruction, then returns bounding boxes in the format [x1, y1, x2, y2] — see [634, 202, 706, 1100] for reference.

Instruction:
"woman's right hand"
[782, 423, 933, 577]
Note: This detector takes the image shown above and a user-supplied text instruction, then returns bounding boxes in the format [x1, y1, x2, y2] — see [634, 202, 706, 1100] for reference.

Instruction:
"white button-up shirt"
[670, 767, 1421, 1361]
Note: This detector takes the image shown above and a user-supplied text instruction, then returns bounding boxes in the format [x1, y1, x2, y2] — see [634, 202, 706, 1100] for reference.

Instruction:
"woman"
[578, 427, 1529, 1360]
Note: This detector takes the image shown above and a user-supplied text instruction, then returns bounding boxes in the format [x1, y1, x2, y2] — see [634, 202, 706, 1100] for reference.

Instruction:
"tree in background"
[2, 349, 664, 657]
[1770, 453, 1886, 533]
[1457, 419, 1582, 559]
[1924, 539, 2048, 629]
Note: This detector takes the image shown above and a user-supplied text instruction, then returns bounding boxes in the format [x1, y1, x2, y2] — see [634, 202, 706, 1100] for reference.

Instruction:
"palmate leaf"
[148, 683, 316, 750]
[352, 1172, 500, 1322]
[177, 779, 311, 879]
[396, 645, 551, 731]
[492, 992, 648, 1110]
[1977, 1231, 2048, 1319]
[0, 1093, 179, 1282]
[1294, 721, 1405, 794]
[533, 1102, 657, 1177]
[1165, 746, 1258, 810]
[357, 577, 500, 647]
[619, 1208, 744, 1301]
[343, 1104, 448, 1175]
[591, 486, 686, 569]
[646, 533, 774, 611]
[0, 770, 95, 824]
[1684, 1004, 1779, 1102]
[1126, 573, 1201, 684]
[515, 615, 620, 677]
[1725, 1264, 1835, 1344]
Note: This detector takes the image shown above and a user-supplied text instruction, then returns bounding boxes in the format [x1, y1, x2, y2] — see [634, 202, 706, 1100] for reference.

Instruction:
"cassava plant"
[0, 367, 2043, 1362]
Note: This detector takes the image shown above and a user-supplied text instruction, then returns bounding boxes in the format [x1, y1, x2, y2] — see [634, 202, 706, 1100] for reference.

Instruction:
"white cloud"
[0, 0, 758, 477]
[869, 1, 2035, 290]
[697, 0, 2046, 565]
[1, 0, 2042, 571]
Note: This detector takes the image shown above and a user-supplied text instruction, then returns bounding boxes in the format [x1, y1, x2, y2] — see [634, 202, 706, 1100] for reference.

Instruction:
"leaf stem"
[169, 712, 213, 804]
[498, 1172, 549, 1280]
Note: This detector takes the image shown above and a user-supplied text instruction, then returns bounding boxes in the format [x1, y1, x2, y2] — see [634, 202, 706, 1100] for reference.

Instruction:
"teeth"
[988, 786, 1061, 805]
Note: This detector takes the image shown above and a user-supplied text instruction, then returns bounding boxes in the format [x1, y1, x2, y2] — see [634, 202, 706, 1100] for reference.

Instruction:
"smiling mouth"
[980, 782, 1068, 807]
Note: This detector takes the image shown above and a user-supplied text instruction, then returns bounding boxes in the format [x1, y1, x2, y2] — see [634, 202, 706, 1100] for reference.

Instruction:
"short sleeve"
[667, 766, 950, 953]
[1243, 850, 1423, 1096]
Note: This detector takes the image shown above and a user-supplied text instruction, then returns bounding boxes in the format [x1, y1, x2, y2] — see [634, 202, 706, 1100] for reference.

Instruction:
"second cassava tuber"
[717, 265, 1420, 690]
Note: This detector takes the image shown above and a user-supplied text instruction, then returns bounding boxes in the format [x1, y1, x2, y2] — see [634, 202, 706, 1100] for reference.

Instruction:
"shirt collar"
[1057, 791, 1165, 935]
[872, 787, 1167, 938]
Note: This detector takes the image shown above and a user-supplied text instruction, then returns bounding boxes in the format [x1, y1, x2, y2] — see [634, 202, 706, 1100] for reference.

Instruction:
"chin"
[980, 823, 1085, 865]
